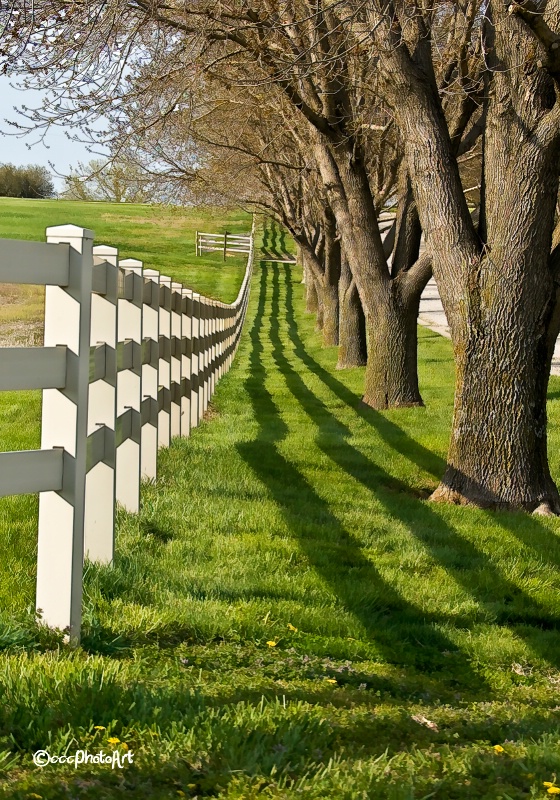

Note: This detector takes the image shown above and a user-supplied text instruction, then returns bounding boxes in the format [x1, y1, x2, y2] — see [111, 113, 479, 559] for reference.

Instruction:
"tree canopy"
[0, 163, 54, 198]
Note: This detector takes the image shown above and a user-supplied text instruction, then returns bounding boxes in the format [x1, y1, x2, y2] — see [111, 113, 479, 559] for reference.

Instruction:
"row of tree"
[0, 163, 53, 198]
[62, 159, 157, 203]
[2, 0, 560, 514]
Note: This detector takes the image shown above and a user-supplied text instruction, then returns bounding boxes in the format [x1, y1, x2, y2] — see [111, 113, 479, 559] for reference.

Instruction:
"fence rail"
[196, 230, 252, 259]
[0, 218, 255, 642]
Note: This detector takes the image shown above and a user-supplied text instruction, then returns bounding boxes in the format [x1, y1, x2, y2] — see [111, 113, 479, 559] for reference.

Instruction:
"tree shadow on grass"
[5, 668, 560, 798]
[280, 261, 560, 572]
[276, 263, 560, 667]
[236, 263, 487, 692]
[237, 262, 560, 683]
[283, 261, 560, 548]
[261, 218, 293, 262]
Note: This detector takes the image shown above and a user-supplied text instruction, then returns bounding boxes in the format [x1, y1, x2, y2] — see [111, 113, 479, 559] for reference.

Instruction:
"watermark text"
[33, 749, 134, 769]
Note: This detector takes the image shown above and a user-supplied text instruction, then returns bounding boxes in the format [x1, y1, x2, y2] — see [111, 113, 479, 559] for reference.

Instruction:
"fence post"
[141, 269, 160, 479]
[223, 232, 228, 261]
[181, 289, 192, 437]
[227, 306, 236, 371]
[85, 244, 119, 563]
[116, 258, 143, 512]
[170, 282, 183, 438]
[209, 300, 218, 398]
[158, 275, 172, 447]
[36, 225, 94, 643]
[191, 291, 201, 429]
[199, 296, 209, 417]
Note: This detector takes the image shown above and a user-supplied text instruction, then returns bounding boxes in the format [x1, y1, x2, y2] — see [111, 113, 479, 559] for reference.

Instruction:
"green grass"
[0, 198, 251, 304]
[1, 223, 560, 796]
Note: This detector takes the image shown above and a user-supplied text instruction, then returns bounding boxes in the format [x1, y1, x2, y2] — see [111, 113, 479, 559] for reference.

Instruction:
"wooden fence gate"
[196, 230, 252, 259]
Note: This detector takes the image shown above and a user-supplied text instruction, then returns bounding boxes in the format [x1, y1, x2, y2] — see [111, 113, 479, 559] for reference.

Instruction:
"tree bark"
[362, 280, 423, 408]
[312, 134, 426, 408]
[337, 248, 367, 368]
[431, 290, 560, 510]
[315, 289, 324, 330]
[431, 98, 560, 510]
[305, 272, 319, 314]
[321, 206, 341, 346]
[300, 246, 325, 328]
[297, 244, 306, 284]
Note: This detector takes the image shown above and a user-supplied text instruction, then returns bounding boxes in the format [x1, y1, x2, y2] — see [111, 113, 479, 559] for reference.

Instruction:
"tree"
[61, 158, 155, 203]
[0, 1, 432, 409]
[0, 163, 54, 198]
[354, 0, 560, 511]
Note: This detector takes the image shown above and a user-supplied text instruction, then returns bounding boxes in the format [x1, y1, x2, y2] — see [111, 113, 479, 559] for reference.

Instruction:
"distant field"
[0, 198, 252, 345]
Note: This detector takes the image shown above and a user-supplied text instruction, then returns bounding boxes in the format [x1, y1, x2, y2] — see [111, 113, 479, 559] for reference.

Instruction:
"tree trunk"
[297, 245, 306, 284]
[312, 134, 426, 408]
[306, 277, 318, 313]
[315, 289, 324, 330]
[432, 32, 560, 510]
[337, 249, 367, 368]
[299, 238, 327, 331]
[431, 271, 560, 511]
[362, 283, 423, 408]
[374, 0, 560, 510]
[321, 207, 341, 346]
[322, 280, 338, 344]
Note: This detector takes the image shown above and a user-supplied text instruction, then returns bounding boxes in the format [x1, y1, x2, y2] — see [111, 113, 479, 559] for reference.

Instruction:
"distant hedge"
[0, 163, 54, 198]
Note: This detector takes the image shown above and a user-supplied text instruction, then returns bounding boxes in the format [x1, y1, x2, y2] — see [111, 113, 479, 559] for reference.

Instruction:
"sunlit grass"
[0, 220, 559, 797]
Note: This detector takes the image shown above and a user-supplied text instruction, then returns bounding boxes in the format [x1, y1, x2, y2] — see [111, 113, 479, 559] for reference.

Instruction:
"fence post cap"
[93, 245, 119, 256]
[119, 258, 143, 268]
[46, 224, 94, 239]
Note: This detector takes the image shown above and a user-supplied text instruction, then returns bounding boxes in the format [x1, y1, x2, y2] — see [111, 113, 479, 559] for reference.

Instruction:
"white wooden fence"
[196, 230, 252, 259]
[0, 220, 254, 642]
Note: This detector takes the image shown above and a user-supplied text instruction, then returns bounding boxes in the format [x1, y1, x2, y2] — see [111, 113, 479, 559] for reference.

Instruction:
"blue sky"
[0, 77, 106, 190]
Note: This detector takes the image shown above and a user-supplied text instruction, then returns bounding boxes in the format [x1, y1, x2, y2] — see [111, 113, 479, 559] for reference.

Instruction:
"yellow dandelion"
[121, 743, 129, 750]
[545, 783, 555, 788]
[266, 640, 278, 647]
[325, 678, 337, 684]
[547, 788, 560, 795]
[108, 737, 120, 746]
[287, 623, 298, 632]
[493, 744, 504, 753]
[93, 726, 105, 731]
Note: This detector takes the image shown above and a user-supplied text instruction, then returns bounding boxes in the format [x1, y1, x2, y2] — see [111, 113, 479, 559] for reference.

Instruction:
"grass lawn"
[1, 221, 560, 797]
